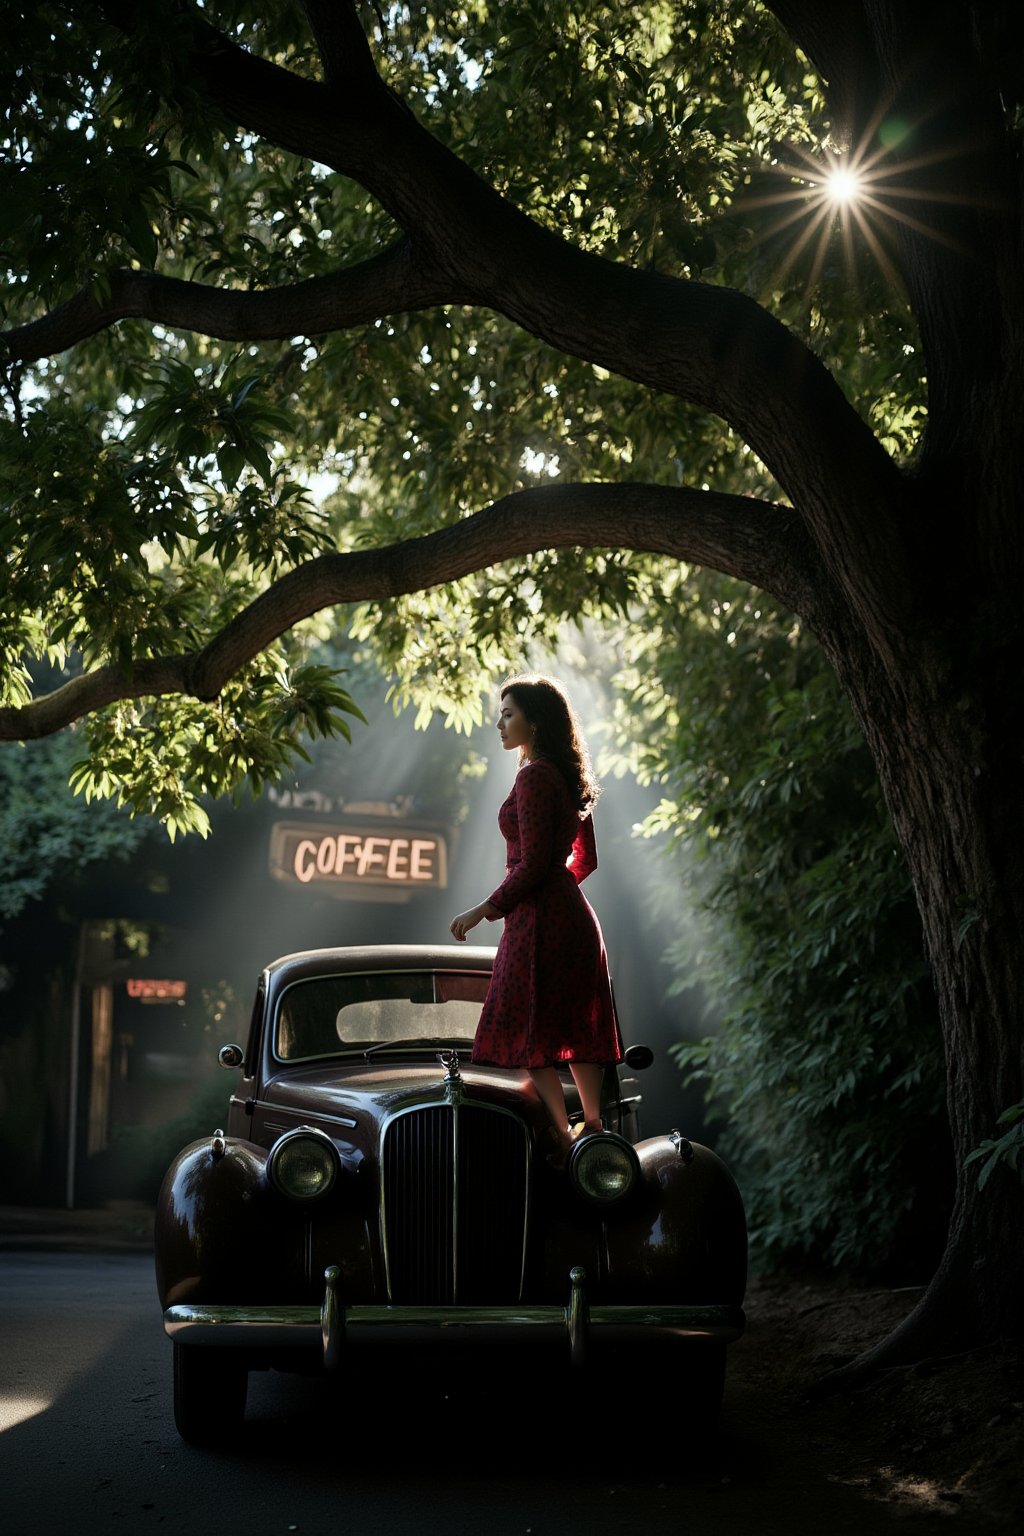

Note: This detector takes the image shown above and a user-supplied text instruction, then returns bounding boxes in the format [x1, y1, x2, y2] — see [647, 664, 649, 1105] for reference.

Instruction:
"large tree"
[2, 1, 1021, 1361]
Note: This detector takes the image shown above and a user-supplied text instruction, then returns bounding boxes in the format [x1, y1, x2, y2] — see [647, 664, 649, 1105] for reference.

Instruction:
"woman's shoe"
[570, 1118, 605, 1140]
[543, 1125, 573, 1169]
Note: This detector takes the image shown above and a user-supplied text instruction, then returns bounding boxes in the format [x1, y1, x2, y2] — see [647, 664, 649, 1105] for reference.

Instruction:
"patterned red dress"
[471, 757, 624, 1069]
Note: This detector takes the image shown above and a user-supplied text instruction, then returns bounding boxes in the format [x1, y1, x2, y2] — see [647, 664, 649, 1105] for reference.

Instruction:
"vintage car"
[155, 944, 747, 1444]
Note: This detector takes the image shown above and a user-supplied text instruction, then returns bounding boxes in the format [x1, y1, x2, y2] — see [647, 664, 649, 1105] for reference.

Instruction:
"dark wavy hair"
[501, 674, 600, 813]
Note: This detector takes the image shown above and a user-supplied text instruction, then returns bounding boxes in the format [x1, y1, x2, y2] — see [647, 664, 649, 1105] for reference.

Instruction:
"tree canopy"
[1, 0, 922, 809]
[3, 1, 1024, 1363]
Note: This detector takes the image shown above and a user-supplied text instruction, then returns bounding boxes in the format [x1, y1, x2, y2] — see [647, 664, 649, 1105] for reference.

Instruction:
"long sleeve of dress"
[567, 813, 597, 884]
[487, 764, 559, 914]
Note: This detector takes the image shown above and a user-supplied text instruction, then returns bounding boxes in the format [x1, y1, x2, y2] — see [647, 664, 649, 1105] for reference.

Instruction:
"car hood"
[258, 1056, 548, 1137]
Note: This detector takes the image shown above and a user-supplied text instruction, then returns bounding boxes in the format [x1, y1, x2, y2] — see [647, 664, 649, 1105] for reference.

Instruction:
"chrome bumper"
[164, 1265, 745, 1370]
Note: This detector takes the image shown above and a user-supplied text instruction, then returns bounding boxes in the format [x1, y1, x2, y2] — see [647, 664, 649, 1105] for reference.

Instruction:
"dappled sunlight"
[519, 447, 561, 478]
[884, 1471, 960, 1510]
[0, 1396, 52, 1433]
[1, 1254, 152, 1449]
[832, 1464, 965, 1518]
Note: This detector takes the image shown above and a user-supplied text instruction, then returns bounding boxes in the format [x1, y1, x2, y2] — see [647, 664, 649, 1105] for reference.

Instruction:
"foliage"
[600, 570, 946, 1274]
[106, 1069, 235, 1202]
[0, 0, 924, 808]
[66, 660, 367, 838]
[965, 1103, 1024, 1190]
[0, 731, 153, 918]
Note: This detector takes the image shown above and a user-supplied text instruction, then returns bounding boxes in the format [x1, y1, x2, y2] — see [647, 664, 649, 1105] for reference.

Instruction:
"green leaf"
[216, 444, 248, 490]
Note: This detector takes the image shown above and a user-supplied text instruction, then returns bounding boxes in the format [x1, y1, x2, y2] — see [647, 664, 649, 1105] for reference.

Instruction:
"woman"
[449, 674, 623, 1164]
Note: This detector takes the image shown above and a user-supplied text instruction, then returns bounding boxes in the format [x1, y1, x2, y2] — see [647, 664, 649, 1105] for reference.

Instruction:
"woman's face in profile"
[497, 692, 533, 755]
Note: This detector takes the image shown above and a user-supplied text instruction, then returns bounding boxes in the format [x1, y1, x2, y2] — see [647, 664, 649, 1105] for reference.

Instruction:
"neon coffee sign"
[269, 821, 448, 898]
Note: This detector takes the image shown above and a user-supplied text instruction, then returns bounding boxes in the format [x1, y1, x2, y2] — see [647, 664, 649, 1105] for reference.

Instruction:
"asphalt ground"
[0, 1202, 154, 1254]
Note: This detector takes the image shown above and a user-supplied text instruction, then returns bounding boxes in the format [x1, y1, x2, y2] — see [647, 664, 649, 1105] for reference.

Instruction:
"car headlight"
[267, 1127, 339, 1202]
[568, 1133, 639, 1205]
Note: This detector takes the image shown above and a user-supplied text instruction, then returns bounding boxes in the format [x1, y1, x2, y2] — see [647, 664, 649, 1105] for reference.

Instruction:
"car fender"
[603, 1133, 747, 1305]
[155, 1133, 302, 1309]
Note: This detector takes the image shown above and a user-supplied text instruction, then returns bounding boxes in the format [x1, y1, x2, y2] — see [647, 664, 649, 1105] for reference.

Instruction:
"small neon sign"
[126, 979, 188, 1002]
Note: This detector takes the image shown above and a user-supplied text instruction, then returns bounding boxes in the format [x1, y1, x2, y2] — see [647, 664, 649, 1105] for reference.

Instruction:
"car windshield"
[274, 969, 489, 1061]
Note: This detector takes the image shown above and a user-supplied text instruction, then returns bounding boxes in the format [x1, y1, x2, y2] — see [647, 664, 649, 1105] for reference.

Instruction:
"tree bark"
[819, 599, 1022, 1354]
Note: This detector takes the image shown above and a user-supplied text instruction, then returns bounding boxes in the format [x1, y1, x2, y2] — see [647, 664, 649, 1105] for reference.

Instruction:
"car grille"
[382, 1103, 528, 1304]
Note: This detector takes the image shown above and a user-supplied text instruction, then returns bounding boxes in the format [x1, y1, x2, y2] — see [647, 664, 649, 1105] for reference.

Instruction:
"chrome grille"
[382, 1104, 528, 1304]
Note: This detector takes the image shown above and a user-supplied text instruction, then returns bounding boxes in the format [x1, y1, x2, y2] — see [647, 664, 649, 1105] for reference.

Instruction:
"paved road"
[0, 1252, 945, 1536]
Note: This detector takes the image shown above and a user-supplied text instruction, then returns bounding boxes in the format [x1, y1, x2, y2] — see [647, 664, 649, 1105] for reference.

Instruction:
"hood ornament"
[438, 1048, 461, 1081]
[438, 1048, 463, 1105]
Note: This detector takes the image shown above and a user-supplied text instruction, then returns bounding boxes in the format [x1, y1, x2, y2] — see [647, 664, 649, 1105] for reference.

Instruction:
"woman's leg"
[569, 1062, 605, 1127]
[529, 1067, 569, 1132]
[530, 1067, 572, 1167]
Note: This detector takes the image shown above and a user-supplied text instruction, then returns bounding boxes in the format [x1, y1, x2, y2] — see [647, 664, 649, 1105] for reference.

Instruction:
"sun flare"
[734, 115, 974, 294]
[827, 166, 862, 204]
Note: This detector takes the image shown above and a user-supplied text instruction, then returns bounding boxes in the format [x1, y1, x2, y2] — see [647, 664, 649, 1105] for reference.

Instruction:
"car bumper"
[164, 1264, 745, 1369]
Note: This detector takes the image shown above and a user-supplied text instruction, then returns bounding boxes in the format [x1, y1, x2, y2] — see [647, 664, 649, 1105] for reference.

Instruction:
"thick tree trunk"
[886, 737, 1023, 1352]
[818, 602, 1024, 1361]
[771, 0, 1024, 1360]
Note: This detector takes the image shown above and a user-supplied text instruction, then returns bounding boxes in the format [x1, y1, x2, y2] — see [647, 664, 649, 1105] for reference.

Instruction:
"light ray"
[840, 205, 860, 287]
[763, 201, 834, 292]
[805, 212, 838, 290]
[856, 191, 969, 252]
[847, 205, 905, 292]
[735, 185, 824, 214]
[754, 196, 831, 245]
[860, 182, 1004, 209]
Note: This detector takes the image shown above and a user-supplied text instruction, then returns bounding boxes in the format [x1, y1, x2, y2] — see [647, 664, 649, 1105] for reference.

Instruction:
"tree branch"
[302, 0, 377, 88]
[763, 1, 879, 147]
[0, 241, 455, 365]
[0, 483, 822, 741]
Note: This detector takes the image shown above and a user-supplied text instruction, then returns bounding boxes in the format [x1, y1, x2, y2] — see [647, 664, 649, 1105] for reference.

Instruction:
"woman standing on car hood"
[449, 674, 623, 1162]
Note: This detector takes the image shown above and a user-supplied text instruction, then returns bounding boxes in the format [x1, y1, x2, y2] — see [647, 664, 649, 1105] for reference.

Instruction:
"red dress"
[471, 758, 623, 1069]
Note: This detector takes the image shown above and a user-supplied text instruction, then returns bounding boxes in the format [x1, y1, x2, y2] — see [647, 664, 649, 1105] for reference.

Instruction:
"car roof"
[262, 943, 497, 987]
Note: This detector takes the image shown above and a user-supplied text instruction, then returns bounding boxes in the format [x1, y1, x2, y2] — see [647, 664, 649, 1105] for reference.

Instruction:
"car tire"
[594, 1340, 727, 1462]
[679, 1339, 727, 1420]
[173, 1343, 248, 1446]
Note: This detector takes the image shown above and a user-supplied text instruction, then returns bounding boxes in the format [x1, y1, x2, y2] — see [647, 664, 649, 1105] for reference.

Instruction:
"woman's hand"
[449, 902, 494, 942]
